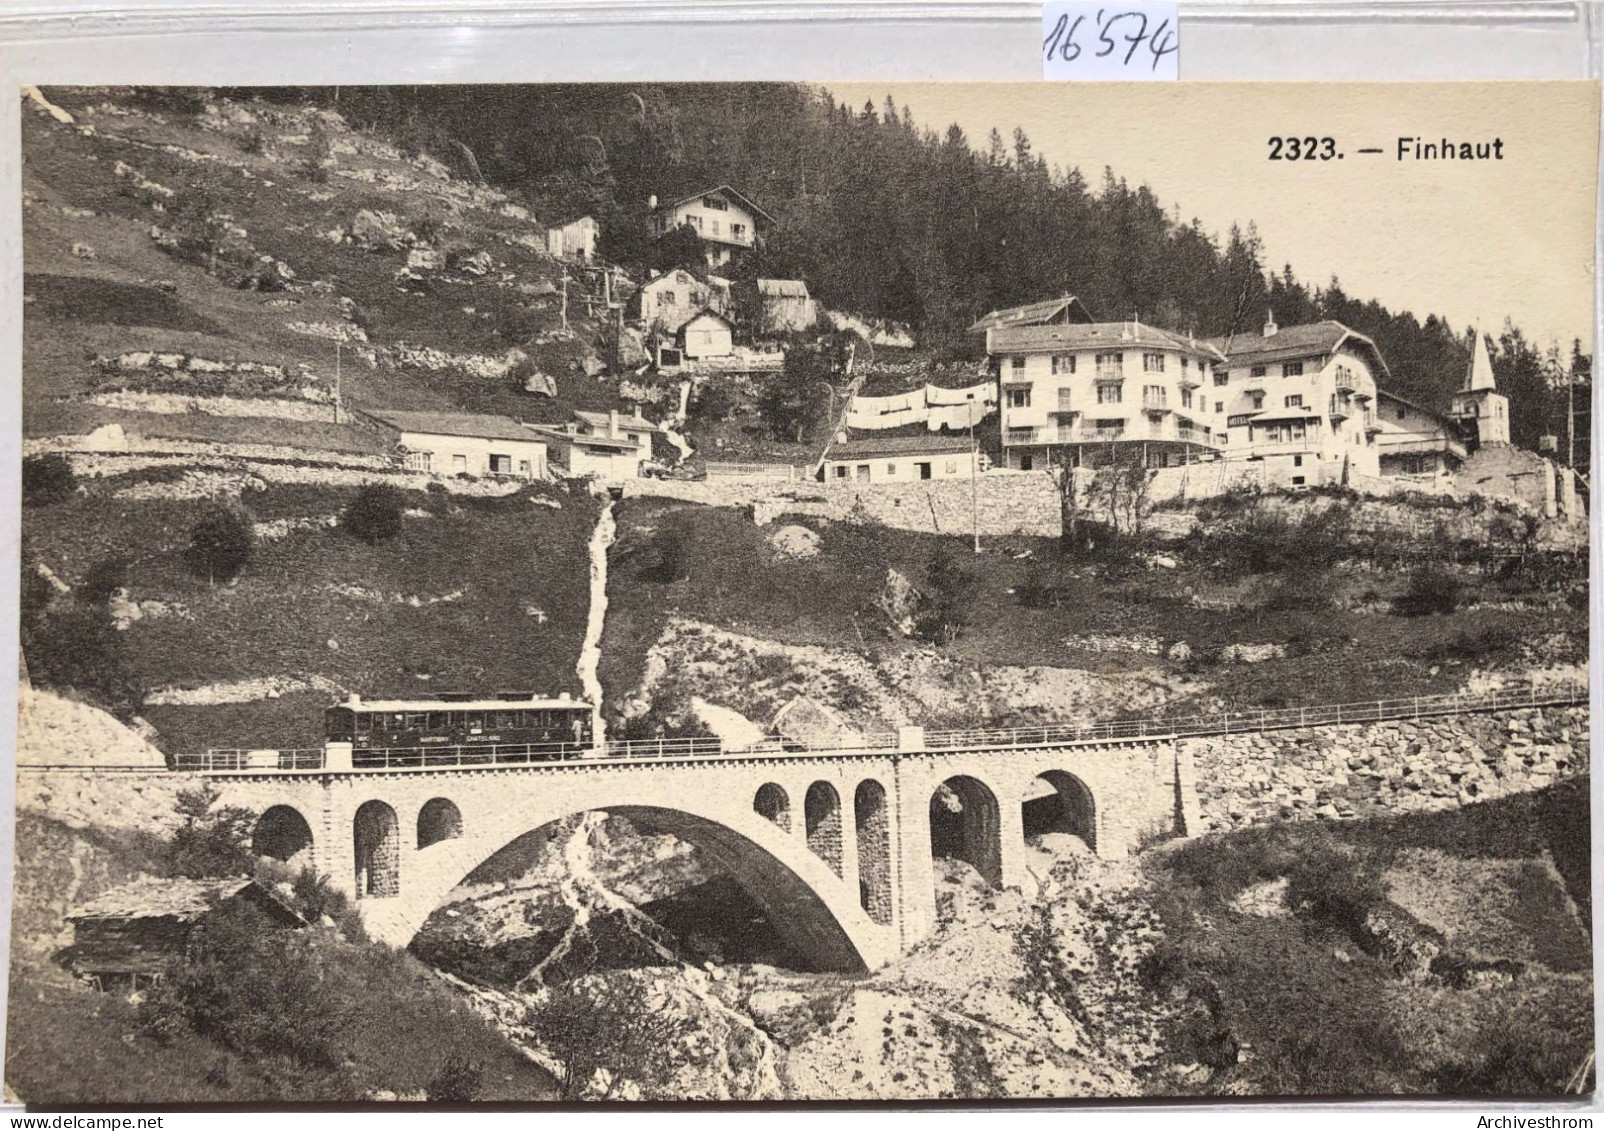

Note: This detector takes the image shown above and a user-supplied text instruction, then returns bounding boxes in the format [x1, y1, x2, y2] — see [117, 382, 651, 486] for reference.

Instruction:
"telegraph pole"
[970, 419, 980, 554]
[334, 340, 342, 424]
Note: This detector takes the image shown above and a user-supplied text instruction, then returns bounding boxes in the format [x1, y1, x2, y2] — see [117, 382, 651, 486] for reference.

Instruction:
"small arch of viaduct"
[207, 737, 1179, 971]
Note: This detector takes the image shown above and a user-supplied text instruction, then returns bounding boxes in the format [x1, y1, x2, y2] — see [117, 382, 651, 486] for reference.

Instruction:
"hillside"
[598, 492, 1587, 739]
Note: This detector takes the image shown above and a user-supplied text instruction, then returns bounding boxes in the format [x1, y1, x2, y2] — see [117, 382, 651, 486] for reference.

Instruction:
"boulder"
[766, 524, 821, 560]
[1167, 641, 1192, 662]
[522, 370, 557, 397]
[349, 209, 411, 251]
[81, 422, 129, 452]
[877, 568, 922, 637]
[773, 695, 861, 750]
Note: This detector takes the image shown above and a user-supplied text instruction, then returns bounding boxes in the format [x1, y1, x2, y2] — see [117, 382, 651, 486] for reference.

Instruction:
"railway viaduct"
[204, 734, 1180, 972]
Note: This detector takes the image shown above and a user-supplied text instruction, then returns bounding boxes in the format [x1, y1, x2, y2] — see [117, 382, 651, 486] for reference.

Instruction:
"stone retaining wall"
[16, 768, 195, 835]
[1180, 704, 1589, 835]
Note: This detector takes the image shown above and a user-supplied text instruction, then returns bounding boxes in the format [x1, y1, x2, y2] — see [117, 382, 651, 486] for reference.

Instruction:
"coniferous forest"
[246, 82, 1590, 464]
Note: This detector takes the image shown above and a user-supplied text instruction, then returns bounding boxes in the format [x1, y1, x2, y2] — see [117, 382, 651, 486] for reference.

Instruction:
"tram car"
[325, 691, 596, 768]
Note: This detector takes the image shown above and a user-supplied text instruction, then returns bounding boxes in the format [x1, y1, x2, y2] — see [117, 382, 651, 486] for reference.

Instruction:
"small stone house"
[821, 435, 980, 485]
[677, 310, 735, 360]
[63, 877, 306, 993]
[546, 215, 598, 262]
[527, 410, 658, 479]
[363, 408, 549, 480]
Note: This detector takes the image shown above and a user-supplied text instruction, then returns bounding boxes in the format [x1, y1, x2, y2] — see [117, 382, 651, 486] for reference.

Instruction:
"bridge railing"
[174, 748, 325, 772]
[919, 678, 1589, 749]
[185, 679, 1587, 772]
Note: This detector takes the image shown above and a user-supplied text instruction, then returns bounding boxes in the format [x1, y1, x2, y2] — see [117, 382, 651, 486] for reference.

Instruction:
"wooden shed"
[63, 877, 306, 993]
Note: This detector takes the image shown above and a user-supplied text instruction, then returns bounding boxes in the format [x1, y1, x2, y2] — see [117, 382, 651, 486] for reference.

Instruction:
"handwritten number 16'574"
[1043, 10, 1178, 73]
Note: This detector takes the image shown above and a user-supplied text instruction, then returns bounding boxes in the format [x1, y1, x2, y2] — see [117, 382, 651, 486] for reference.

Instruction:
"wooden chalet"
[63, 877, 306, 992]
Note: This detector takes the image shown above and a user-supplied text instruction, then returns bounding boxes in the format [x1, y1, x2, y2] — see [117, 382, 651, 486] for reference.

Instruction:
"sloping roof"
[968, 296, 1094, 335]
[527, 426, 641, 453]
[1205, 320, 1392, 379]
[826, 435, 976, 460]
[1378, 388, 1453, 424]
[363, 409, 541, 444]
[655, 185, 775, 226]
[1464, 329, 1498, 392]
[758, 278, 811, 298]
[677, 307, 734, 331]
[69, 878, 304, 926]
[574, 409, 660, 433]
[990, 321, 1224, 360]
[1246, 407, 1324, 424]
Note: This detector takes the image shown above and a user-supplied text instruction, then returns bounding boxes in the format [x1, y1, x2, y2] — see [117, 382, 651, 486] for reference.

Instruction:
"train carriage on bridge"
[325, 691, 595, 768]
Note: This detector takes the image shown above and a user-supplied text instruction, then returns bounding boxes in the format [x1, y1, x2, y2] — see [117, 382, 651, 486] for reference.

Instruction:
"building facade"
[967, 294, 1094, 338]
[678, 310, 735, 359]
[1373, 390, 1467, 484]
[822, 435, 980, 484]
[646, 186, 771, 268]
[1207, 315, 1385, 487]
[757, 278, 819, 334]
[634, 269, 729, 336]
[531, 409, 659, 479]
[365, 409, 549, 480]
[986, 320, 1226, 472]
[546, 215, 598, 262]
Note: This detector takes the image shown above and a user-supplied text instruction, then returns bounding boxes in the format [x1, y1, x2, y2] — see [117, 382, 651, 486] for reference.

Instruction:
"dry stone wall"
[1180, 704, 1588, 835]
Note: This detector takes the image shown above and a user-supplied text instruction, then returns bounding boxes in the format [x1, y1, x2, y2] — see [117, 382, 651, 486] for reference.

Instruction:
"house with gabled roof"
[63, 877, 305, 992]
[1204, 313, 1386, 486]
[646, 185, 772, 268]
[820, 435, 981, 485]
[363, 408, 548, 480]
[968, 295, 1095, 338]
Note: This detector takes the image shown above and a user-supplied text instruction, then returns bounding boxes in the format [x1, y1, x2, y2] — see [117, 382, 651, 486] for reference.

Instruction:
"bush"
[22, 453, 77, 507]
[167, 786, 256, 879]
[342, 484, 406, 545]
[427, 1057, 483, 1103]
[238, 126, 265, 155]
[139, 900, 348, 1069]
[24, 604, 133, 712]
[526, 979, 694, 1100]
[79, 555, 130, 608]
[185, 505, 254, 584]
[914, 547, 978, 646]
[301, 123, 332, 183]
[1393, 565, 1463, 617]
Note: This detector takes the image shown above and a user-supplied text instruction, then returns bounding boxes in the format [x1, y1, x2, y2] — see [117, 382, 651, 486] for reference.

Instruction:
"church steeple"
[1450, 327, 1510, 447]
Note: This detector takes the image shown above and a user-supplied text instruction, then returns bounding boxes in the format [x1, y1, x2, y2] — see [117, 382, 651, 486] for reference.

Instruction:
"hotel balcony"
[1328, 395, 1351, 421]
[1377, 435, 1468, 461]
[1142, 395, 1172, 412]
[1333, 375, 1357, 395]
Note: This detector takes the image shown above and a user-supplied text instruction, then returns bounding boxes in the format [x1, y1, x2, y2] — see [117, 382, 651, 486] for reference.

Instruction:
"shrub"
[1393, 565, 1463, 617]
[301, 123, 332, 183]
[79, 555, 130, 608]
[24, 604, 133, 712]
[185, 505, 253, 584]
[22, 453, 77, 506]
[525, 979, 694, 1100]
[427, 1057, 484, 1103]
[342, 484, 406, 545]
[139, 900, 348, 1069]
[238, 126, 265, 155]
[167, 786, 256, 879]
[690, 382, 736, 423]
[914, 547, 978, 646]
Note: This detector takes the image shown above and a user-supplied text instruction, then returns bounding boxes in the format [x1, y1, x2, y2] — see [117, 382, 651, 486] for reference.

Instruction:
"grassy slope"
[22, 88, 624, 445]
[5, 814, 553, 1104]
[600, 496, 1587, 728]
[1141, 778, 1593, 1096]
[25, 479, 598, 756]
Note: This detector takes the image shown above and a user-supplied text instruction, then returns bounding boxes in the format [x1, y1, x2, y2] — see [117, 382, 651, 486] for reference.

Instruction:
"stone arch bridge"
[205, 733, 1181, 973]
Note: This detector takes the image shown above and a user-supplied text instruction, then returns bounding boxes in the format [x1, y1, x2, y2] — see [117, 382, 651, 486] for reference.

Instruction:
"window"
[489, 454, 512, 475]
[1094, 418, 1125, 438]
[886, 463, 897, 476]
[1144, 385, 1166, 408]
[660, 291, 677, 306]
[731, 222, 747, 242]
[1213, 370, 1229, 387]
[451, 454, 469, 474]
[405, 451, 432, 472]
[1284, 394, 1304, 408]
[917, 462, 932, 480]
[1143, 352, 1166, 373]
[710, 219, 721, 237]
[1181, 388, 1193, 409]
[1007, 387, 1031, 409]
[1283, 361, 1304, 377]
[1010, 355, 1026, 371]
[1250, 394, 1265, 410]
[834, 465, 848, 478]
[1291, 476, 1306, 486]
[518, 459, 532, 477]
[1096, 383, 1123, 405]
[855, 464, 870, 480]
[704, 195, 728, 210]
[1095, 352, 1124, 379]
[1249, 365, 1266, 379]
[1215, 401, 1225, 414]
[1019, 455, 1033, 472]
[1052, 354, 1075, 375]
[1293, 455, 1303, 467]
[944, 460, 958, 475]
[688, 215, 703, 231]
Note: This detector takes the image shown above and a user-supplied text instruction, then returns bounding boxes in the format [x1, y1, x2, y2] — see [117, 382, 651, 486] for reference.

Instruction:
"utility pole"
[559, 272, 569, 332]
[334, 340, 342, 424]
[970, 419, 980, 554]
